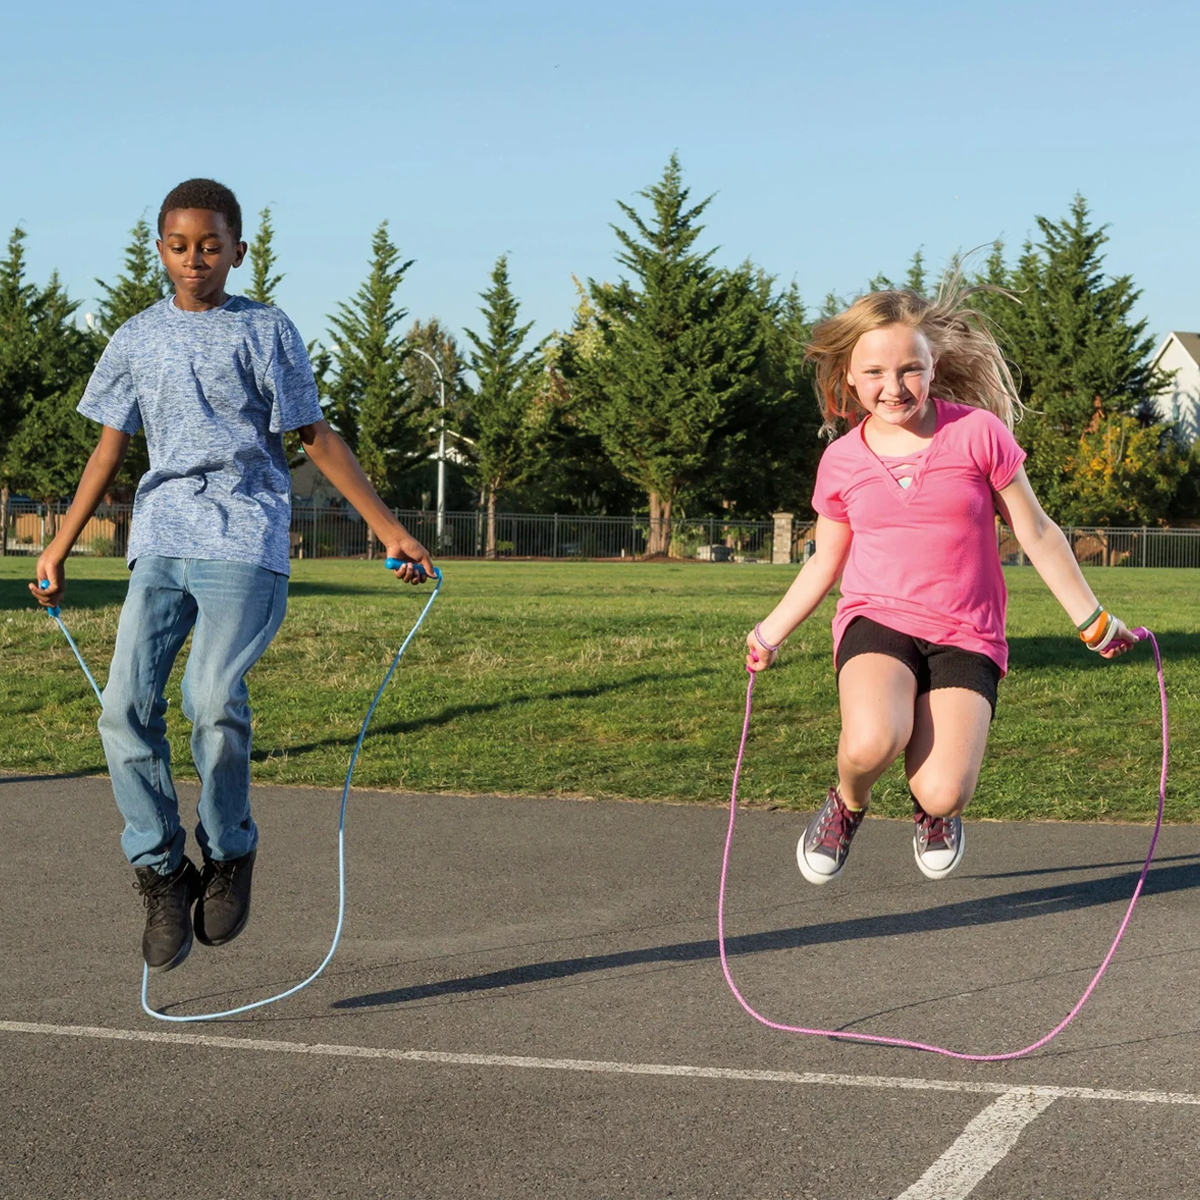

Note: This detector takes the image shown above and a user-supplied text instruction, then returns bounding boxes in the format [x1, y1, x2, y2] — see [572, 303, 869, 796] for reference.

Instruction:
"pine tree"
[247, 206, 284, 306]
[905, 249, 927, 296]
[463, 255, 547, 557]
[974, 197, 1171, 521]
[0, 254, 99, 539]
[94, 218, 168, 335]
[322, 222, 428, 550]
[565, 155, 764, 554]
[707, 278, 823, 518]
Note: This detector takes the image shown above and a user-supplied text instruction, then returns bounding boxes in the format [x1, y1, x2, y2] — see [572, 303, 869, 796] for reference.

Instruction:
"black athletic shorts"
[836, 616, 1002, 717]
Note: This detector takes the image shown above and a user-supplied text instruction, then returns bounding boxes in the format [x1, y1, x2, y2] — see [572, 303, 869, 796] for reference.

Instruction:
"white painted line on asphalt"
[897, 1090, 1058, 1200]
[2, 1020, 1199, 1107]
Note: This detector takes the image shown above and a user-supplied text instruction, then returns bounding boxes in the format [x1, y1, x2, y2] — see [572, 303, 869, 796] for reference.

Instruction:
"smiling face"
[157, 208, 246, 311]
[845, 323, 936, 434]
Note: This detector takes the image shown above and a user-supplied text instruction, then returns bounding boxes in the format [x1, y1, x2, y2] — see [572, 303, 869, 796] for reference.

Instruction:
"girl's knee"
[840, 725, 908, 775]
[911, 779, 972, 818]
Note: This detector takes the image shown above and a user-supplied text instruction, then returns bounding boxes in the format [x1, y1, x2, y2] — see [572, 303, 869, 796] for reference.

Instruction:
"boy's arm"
[30, 426, 131, 608]
[297, 420, 434, 582]
[995, 467, 1134, 659]
[745, 515, 852, 671]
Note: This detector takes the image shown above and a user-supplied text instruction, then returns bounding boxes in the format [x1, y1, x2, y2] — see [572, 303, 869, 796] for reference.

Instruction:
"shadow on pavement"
[330, 857, 1200, 1011]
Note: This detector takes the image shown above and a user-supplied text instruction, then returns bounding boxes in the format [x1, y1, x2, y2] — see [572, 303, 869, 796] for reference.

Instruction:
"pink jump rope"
[718, 627, 1168, 1061]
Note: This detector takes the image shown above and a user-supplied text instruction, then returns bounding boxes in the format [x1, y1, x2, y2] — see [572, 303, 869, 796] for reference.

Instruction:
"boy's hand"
[745, 629, 778, 673]
[29, 553, 65, 608]
[385, 534, 435, 585]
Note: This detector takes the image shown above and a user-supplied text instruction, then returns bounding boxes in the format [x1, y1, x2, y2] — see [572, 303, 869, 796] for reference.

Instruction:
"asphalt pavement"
[3, 773, 1200, 1199]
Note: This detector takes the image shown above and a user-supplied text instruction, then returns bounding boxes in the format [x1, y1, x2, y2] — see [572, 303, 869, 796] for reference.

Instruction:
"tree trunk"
[647, 490, 673, 556]
[485, 487, 498, 559]
[366, 525, 377, 561]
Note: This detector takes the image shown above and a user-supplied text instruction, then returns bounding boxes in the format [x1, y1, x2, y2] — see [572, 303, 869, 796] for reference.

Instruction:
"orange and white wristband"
[1078, 606, 1120, 653]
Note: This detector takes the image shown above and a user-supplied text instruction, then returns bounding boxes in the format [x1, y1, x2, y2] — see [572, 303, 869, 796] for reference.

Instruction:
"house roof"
[1155, 331, 1200, 367]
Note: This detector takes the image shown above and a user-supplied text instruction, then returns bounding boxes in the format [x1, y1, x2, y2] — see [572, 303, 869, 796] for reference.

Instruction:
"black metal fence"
[5, 499, 1200, 567]
[2, 500, 777, 563]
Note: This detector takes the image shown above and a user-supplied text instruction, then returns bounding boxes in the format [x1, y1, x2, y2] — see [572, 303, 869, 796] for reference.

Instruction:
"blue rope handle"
[42, 565, 443, 1022]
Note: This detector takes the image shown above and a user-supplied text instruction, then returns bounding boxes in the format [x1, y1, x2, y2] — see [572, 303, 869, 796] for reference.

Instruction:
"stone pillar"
[772, 512, 793, 564]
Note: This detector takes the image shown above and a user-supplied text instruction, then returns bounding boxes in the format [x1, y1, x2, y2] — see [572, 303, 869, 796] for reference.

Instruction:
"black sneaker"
[194, 850, 256, 947]
[912, 799, 965, 880]
[797, 787, 865, 885]
[134, 856, 202, 973]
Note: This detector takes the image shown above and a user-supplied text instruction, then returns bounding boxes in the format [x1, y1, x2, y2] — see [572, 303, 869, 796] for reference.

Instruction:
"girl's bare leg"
[904, 688, 992, 817]
[836, 654, 918, 809]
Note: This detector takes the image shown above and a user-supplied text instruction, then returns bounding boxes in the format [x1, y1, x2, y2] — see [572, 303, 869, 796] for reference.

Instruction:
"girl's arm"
[995, 466, 1134, 659]
[29, 425, 131, 608]
[298, 419, 434, 581]
[745, 515, 853, 672]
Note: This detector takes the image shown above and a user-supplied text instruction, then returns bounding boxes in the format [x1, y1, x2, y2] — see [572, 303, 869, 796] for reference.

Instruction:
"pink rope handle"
[719, 627, 1168, 1061]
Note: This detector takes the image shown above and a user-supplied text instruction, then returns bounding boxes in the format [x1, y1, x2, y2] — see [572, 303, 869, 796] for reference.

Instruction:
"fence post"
[553, 513, 559, 560]
[772, 512, 793, 564]
[1140, 526, 1147, 568]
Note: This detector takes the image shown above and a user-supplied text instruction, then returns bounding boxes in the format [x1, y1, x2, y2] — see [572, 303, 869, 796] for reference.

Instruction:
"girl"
[746, 285, 1134, 885]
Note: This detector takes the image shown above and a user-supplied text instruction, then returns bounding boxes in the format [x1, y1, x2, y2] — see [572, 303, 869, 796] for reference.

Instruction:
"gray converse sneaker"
[912, 801, 965, 880]
[797, 787, 865, 885]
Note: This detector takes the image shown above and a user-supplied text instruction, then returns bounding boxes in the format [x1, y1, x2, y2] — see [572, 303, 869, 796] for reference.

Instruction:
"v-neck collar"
[858, 399, 945, 504]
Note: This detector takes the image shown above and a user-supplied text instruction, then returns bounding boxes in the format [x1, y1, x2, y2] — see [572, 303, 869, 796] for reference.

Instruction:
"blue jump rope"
[40, 560, 441, 1023]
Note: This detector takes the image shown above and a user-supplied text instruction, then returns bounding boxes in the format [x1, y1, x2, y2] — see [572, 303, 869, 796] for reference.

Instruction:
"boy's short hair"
[158, 178, 243, 241]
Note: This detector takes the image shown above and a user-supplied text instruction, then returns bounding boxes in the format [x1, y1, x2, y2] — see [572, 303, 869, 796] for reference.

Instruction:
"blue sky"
[4, 0, 1196, 357]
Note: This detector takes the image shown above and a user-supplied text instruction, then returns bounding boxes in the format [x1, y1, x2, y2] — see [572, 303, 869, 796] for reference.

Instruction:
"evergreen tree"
[905, 249, 927, 296]
[0, 229, 41, 469]
[322, 222, 428, 548]
[92, 218, 166, 497]
[973, 197, 1171, 521]
[463, 255, 547, 557]
[565, 155, 764, 554]
[94, 218, 168, 335]
[0, 252, 99, 538]
[706, 278, 823, 518]
[247, 206, 284, 306]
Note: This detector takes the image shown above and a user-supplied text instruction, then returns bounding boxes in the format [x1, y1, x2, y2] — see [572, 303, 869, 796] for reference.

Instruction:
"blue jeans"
[98, 556, 288, 874]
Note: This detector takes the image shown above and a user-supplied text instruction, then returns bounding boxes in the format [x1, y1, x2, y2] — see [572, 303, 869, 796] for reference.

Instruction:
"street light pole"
[411, 347, 447, 546]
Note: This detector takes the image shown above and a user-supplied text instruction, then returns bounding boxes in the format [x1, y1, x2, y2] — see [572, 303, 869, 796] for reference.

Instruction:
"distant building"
[1150, 332, 1200, 445]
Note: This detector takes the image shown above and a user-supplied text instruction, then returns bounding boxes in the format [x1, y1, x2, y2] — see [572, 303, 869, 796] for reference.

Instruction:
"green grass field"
[1, 558, 1194, 821]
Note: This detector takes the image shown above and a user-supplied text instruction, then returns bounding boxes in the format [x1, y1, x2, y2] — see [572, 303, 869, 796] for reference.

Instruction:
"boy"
[30, 178, 433, 974]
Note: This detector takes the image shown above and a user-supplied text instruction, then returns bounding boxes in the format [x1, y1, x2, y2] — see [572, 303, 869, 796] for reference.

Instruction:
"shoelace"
[202, 861, 240, 900]
[916, 810, 951, 848]
[814, 794, 861, 854]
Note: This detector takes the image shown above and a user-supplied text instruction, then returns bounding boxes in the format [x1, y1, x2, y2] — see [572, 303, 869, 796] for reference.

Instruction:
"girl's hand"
[385, 534, 435, 585]
[29, 553, 65, 608]
[745, 629, 778, 673]
[1098, 614, 1137, 659]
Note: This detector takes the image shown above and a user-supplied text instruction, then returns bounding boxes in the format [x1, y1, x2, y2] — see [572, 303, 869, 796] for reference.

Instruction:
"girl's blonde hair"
[806, 273, 1023, 437]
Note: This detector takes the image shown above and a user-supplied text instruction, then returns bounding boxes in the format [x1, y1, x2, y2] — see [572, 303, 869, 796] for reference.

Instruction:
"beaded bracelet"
[754, 622, 782, 653]
[1075, 604, 1104, 633]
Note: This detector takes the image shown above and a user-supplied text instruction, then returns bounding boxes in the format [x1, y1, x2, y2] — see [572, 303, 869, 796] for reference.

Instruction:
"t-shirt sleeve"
[77, 332, 142, 434]
[971, 411, 1027, 491]
[264, 317, 324, 434]
[811, 442, 849, 522]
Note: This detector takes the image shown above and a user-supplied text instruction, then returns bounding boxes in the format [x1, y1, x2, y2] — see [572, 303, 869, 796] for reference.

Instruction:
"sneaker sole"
[797, 839, 843, 886]
[912, 825, 965, 881]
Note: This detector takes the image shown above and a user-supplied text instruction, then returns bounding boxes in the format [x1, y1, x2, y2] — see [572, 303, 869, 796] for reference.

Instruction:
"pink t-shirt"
[811, 399, 1026, 674]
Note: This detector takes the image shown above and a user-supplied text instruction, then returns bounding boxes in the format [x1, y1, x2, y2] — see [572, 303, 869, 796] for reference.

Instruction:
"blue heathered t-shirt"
[78, 295, 324, 575]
